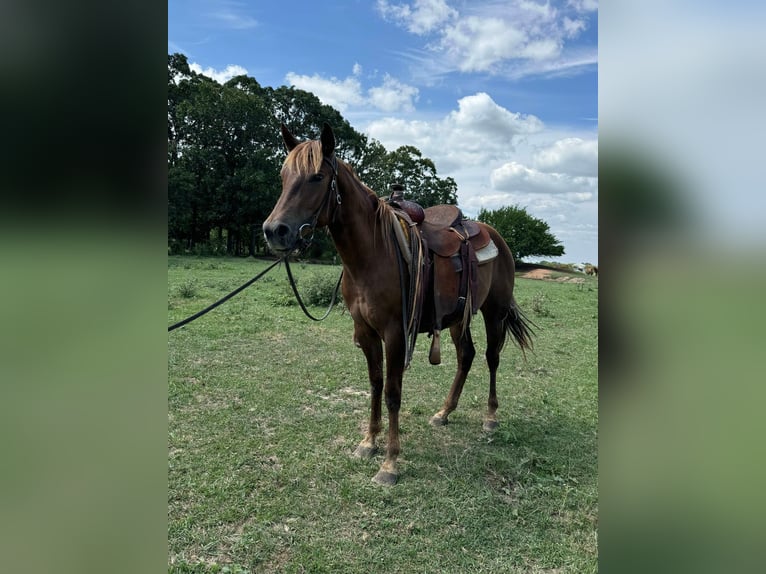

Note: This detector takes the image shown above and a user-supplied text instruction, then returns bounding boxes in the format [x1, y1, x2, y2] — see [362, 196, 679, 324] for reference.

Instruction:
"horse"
[263, 123, 534, 485]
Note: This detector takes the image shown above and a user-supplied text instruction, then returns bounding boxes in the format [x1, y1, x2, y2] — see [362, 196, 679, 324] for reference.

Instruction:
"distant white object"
[573, 263, 585, 273]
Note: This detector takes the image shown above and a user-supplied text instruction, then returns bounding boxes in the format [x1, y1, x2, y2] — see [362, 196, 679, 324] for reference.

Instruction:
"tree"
[477, 205, 564, 261]
[350, 142, 457, 207]
[167, 52, 460, 257]
[168, 55, 282, 255]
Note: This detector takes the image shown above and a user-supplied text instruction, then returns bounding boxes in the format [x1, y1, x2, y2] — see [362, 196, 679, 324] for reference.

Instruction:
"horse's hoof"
[353, 444, 378, 459]
[483, 420, 499, 432]
[372, 470, 398, 486]
[430, 414, 448, 426]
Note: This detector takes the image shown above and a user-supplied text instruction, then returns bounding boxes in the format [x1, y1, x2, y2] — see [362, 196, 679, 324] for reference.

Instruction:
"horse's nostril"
[263, 221, 293, 248]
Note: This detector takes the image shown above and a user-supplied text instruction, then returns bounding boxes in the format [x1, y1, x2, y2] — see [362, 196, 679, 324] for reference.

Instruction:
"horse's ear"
[320, 122, 335, 157]
[281, 123, 300, 152]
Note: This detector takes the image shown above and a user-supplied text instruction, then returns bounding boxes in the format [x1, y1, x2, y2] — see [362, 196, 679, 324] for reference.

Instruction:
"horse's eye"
[310, 173, 324, 182]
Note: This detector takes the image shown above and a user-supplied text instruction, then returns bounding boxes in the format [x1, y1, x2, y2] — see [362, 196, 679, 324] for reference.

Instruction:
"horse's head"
[263, 123, 338, 254]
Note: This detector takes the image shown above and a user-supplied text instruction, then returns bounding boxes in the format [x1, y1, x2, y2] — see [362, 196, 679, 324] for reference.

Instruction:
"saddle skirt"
[421, 205, 491, 257]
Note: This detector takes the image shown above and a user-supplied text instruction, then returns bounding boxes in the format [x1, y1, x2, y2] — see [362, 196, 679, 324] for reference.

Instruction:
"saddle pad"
[392, 214, 412, 265]
[475, 238, 498, 264]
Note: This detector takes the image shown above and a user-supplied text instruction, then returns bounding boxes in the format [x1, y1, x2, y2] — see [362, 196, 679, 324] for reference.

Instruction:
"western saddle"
[386, 189, 493, 365]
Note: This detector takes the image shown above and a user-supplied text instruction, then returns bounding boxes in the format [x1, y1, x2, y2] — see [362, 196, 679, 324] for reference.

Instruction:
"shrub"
[531, 291, 553, 317]
[300, 270, 343, 307]
[272, 281, 296, 307]
[177, 279, 198, 299]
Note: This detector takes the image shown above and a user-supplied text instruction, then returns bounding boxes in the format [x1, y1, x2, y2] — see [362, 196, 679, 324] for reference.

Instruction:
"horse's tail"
[501, 297, 535, 358]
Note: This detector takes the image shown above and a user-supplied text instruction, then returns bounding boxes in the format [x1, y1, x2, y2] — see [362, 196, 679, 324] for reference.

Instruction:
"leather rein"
[168, 156, 343, 331]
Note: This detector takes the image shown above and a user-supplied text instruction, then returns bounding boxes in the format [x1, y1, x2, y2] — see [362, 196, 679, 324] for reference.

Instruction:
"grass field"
[168, 256, 598, 573]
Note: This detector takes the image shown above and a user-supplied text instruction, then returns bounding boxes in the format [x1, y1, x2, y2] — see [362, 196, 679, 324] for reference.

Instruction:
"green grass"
[168, 256, 598, 573]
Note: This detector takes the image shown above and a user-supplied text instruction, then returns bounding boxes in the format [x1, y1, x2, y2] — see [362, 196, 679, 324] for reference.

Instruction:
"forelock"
[281, 140, 324, 176]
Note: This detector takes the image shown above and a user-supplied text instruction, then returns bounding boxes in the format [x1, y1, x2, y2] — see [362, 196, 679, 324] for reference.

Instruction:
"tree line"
[168, 53, 457, 258]
[168, 52, 564, 261]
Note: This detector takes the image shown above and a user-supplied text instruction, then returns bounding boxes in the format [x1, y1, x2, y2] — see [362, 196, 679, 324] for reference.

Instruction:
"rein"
[168, 155, 344, 332]
[167, 257, 284, 332]
[284, 258, 343, 321]
[167, 250, 343, 331]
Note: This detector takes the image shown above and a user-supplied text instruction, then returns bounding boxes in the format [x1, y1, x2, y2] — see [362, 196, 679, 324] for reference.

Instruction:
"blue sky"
[169, 0, 598, 264]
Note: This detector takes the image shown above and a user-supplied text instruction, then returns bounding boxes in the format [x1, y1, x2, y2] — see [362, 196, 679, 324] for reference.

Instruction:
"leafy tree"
[167, 52, 460, 257]
[477, 205, 564, 261]
[350, 137, 389, 192]
[266, 85, 366, 161]
[168, 55, 282, 255]
[351, 142, 457, 207]
[382, 146, 457, 207]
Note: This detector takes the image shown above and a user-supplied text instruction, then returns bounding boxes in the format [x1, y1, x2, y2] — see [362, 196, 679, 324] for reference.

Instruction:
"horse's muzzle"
[263, 220, 295, 253]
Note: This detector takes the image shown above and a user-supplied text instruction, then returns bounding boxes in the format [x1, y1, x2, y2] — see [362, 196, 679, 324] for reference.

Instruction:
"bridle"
[285, 153, 344, 321]
[295, 154, 340, 252]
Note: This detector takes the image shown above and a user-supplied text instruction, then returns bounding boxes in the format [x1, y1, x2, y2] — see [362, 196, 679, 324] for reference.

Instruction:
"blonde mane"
[281, 140, 325, 176]
[345, 165, 398, 254]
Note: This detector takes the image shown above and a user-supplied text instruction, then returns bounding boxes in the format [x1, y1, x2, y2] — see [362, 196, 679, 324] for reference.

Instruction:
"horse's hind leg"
[353, 324, 383, 459]
[430, 324, 475, 426]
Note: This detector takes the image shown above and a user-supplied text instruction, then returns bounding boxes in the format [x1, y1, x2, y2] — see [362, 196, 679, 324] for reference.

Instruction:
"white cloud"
[368, 75, 420, 112]
[532, 137, 598, 177]
[567, 0, 598, 12]
[439, 16, 547, 72]
[189, 62, 249, 84]
[366, 92, 543, 169]
[504, 47, 598, 80]
[377, 0, 457, 34]
[285, 69, 419, 114]
[206, 1, 258, 29]
[446, 92, 544, 149]
[210, 12, 258, 29]
[490, 161, 597, 197]
[378, 0, 595, 77]
[563, 16, 587, 38]
[436, 4, 569, 71]
[361, 92, 597, 263]
[517, 0, 558, 21]
[285, 72, 365, 112]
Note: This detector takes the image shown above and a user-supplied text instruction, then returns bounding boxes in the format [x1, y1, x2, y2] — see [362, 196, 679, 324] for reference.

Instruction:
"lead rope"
[168, 257, 284, 332]
[169, 155, 343, 331]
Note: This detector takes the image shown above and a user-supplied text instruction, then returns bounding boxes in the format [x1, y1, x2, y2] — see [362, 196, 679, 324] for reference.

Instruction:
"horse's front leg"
[352, 322, 384, 460]
[372, 328, 405, 486]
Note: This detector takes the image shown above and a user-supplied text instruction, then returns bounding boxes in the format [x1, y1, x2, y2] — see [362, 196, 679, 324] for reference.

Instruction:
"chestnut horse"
[264, 123, 533, 485]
